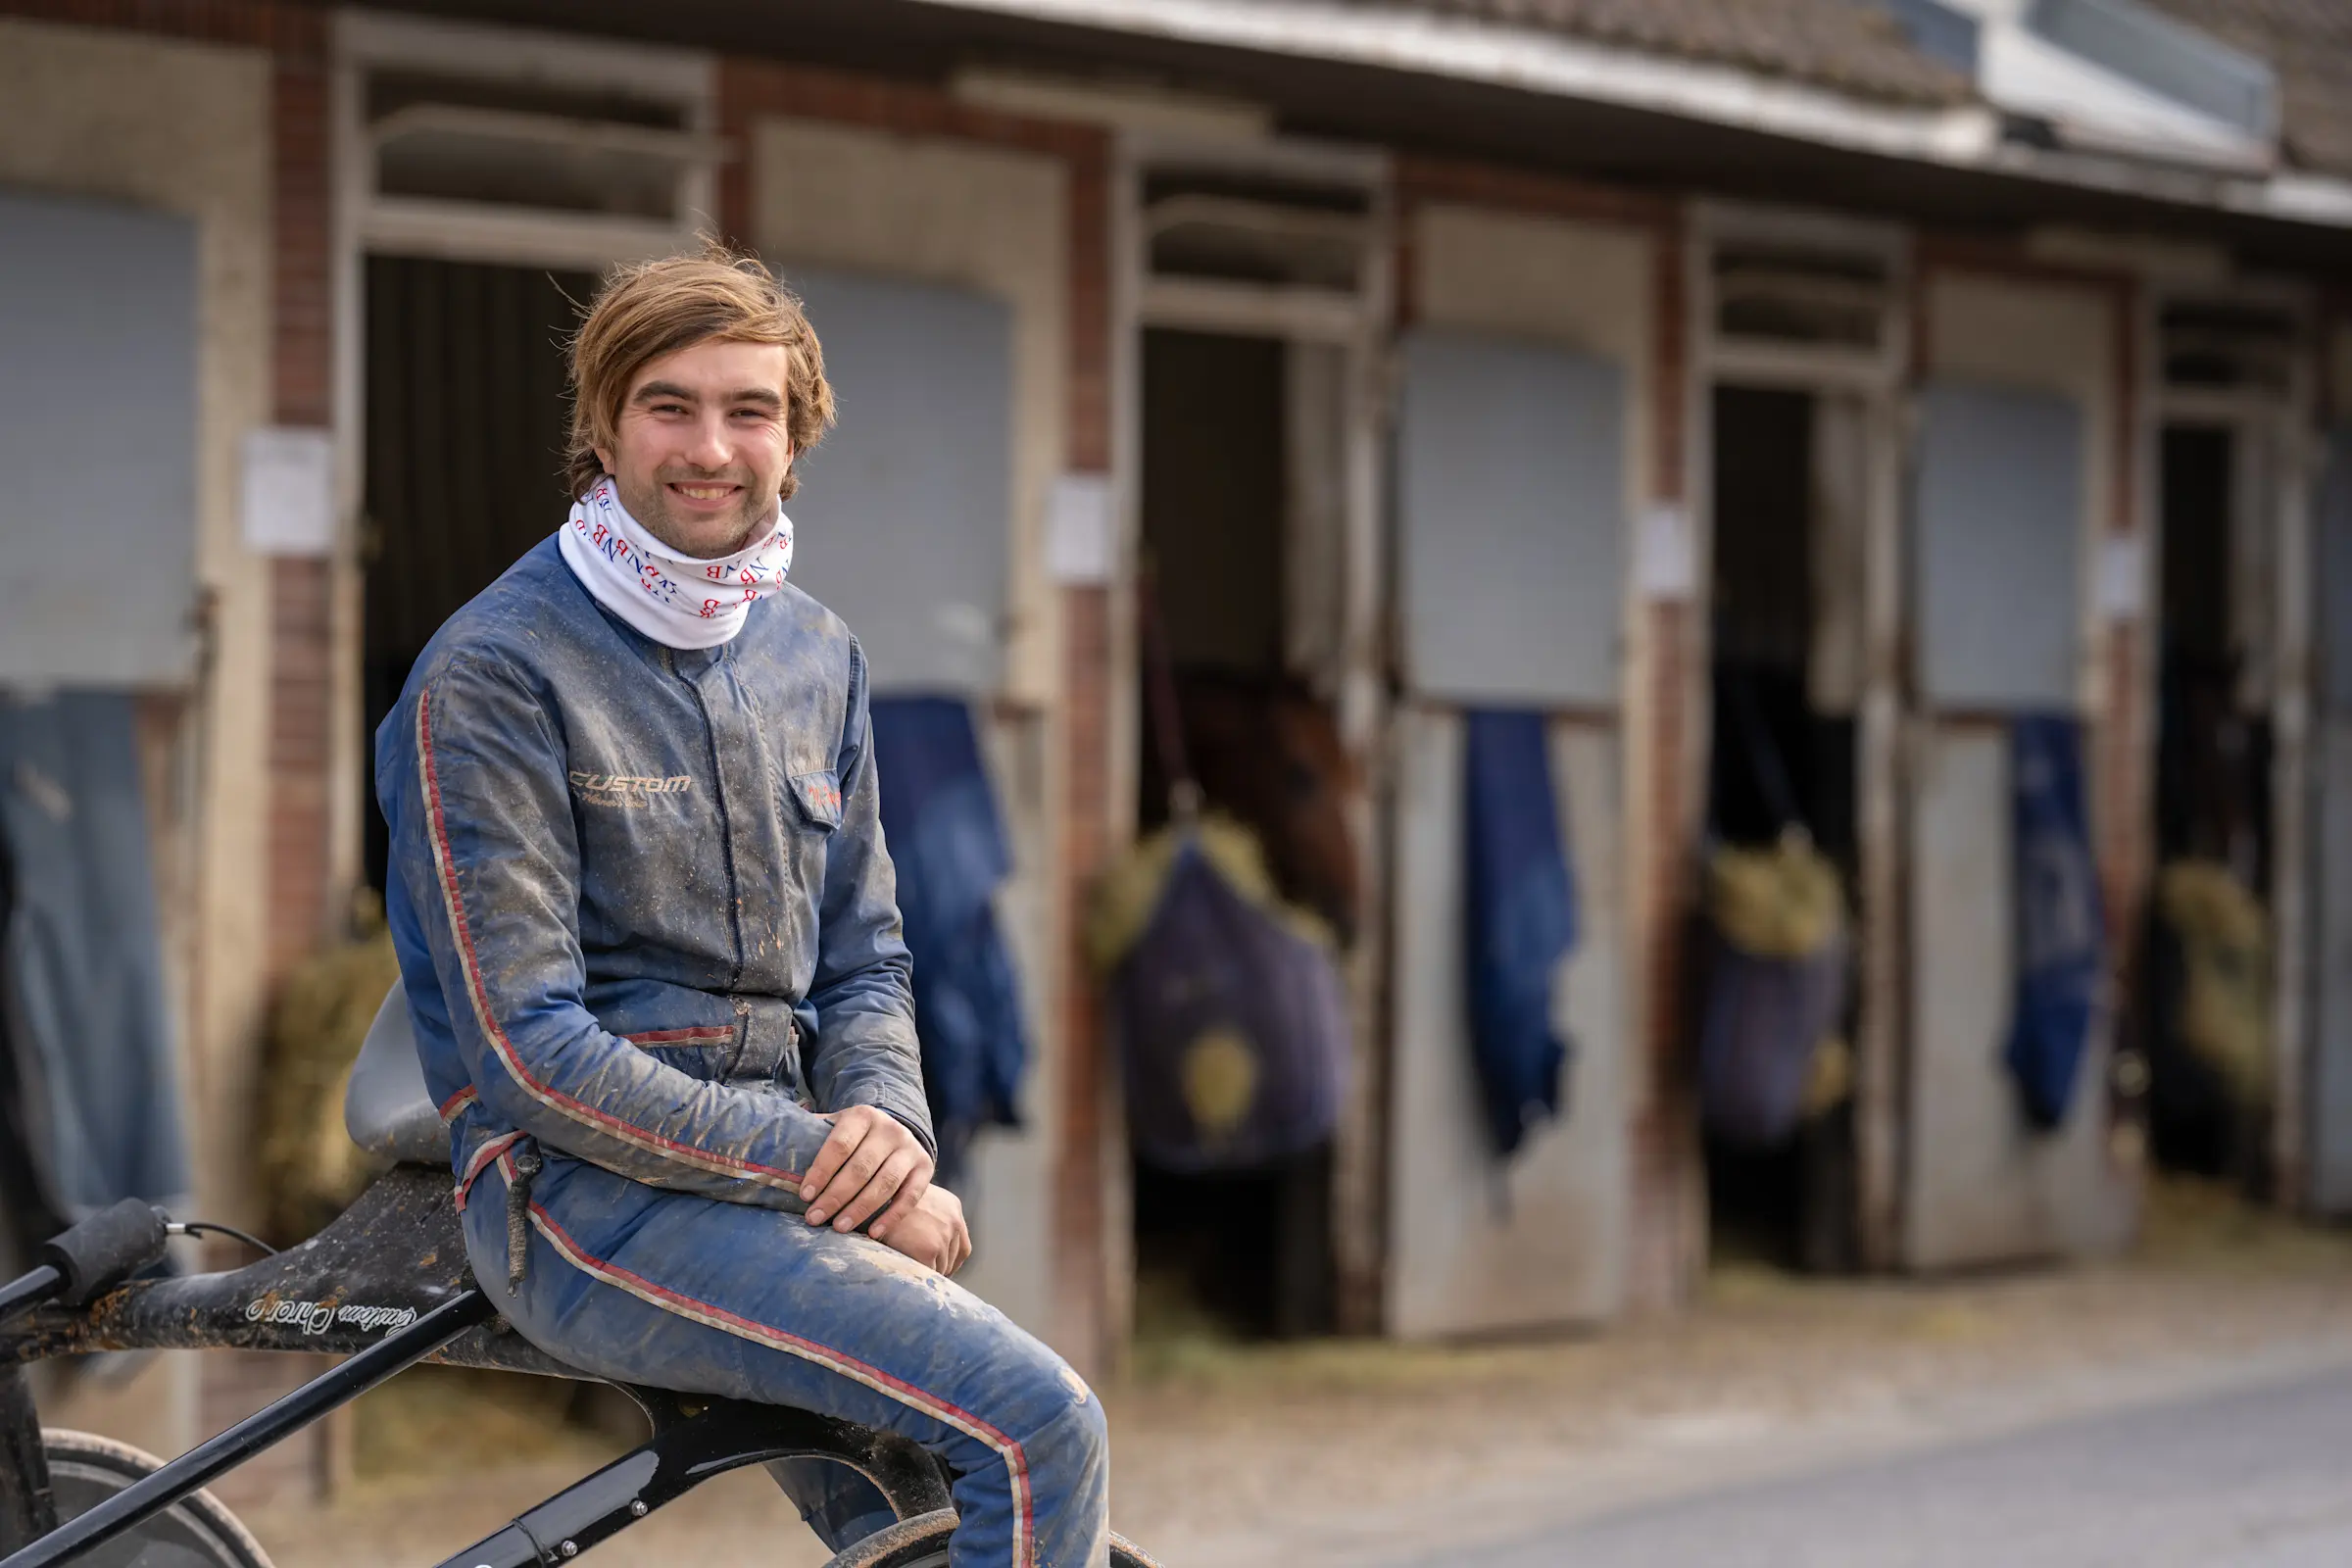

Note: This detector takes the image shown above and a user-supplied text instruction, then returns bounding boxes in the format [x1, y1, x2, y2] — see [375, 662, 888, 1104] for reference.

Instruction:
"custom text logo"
[244, 1297, 419, 1336]
[570, 771, 694, 809]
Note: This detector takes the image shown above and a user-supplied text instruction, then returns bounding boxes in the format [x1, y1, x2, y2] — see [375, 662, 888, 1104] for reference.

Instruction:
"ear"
[593, 444, 614, 475]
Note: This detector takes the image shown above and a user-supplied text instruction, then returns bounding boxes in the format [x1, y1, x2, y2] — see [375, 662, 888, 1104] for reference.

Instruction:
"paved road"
[1401, 1362, 2352, 1567]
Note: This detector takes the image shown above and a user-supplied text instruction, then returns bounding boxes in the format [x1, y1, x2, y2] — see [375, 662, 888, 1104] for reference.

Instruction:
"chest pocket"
[787, 769, 844, 832]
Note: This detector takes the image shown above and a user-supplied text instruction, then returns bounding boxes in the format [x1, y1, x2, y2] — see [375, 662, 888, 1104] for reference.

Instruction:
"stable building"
[6, 0, 2352, 1478]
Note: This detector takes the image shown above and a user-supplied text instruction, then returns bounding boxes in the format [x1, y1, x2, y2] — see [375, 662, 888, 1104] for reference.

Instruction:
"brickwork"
[1632, 213, 1705, 1310]
[267, 9, 336, 977]
[1054, 147, 1116, 1376]
[2098, 278, 2148, 956]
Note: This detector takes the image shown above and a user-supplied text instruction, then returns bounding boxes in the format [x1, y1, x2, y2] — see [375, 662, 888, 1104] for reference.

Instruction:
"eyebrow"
[632, 379, 784, 411]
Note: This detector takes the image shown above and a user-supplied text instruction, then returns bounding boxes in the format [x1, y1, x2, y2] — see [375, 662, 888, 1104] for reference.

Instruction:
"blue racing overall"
[375, 535, 1108, 1566]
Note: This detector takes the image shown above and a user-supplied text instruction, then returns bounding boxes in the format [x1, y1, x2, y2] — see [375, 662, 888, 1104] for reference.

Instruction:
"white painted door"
[1902, 369, 2132, 1268]
[1383, 327, 1632, 1336]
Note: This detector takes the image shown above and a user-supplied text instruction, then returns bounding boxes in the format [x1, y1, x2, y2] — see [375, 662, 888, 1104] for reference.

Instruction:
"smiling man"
[374, 246, 1109, 1566]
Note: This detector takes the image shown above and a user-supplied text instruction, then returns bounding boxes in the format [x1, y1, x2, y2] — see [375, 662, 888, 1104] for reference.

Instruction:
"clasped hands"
[799, 1104, 970, 1276]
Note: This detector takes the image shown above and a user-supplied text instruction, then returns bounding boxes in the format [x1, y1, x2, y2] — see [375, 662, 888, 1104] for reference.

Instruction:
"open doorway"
[2146, 421, 2275, 1181]
[362, 256, 593, 890]
[1129, 326, 1354, 1341]
[1701, 383, 1862, 1273]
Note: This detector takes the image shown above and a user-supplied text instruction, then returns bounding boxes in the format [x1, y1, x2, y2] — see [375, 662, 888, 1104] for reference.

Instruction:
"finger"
[865, 1161, 934, 1243]
[808, 1135, 890, 1224]
[799, 1112, 867, 1203]
[832, 1150, 916, 1234]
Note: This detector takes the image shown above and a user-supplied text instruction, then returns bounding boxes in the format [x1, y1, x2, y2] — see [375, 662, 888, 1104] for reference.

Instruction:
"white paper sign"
[2097, 532, 2146, 620]
[241, 426, 335, 557]
[1046, 472, 1115, 586]
[1637, 502, 1694, 599]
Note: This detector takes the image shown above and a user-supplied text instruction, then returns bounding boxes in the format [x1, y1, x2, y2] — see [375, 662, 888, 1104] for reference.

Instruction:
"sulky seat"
[344, 983, 448, 1166]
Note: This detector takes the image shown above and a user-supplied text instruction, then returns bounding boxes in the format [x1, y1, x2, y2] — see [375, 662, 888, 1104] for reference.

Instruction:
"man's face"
[596, 337, 795, 560]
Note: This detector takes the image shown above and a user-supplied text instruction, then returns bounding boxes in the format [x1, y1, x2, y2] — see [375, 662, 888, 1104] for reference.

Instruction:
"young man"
[375, 246, 1108, 1566]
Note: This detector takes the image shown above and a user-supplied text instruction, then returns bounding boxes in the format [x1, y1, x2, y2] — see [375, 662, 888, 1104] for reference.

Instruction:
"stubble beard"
[615, 469, 778, 561]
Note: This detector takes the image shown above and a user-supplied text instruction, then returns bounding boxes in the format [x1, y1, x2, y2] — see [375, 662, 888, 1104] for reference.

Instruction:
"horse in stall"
[1140, 669, 1361, 950]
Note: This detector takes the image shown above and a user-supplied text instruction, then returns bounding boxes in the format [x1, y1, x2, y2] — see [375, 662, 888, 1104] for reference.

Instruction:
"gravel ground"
[236, 1179, 2352, 1567]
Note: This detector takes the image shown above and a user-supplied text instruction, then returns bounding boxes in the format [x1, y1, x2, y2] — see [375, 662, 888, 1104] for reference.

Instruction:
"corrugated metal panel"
[1396, 329, 1626, 709]
[0, 190, 198, 687]
[784, 268, 1012, 696]
[1913, 380, 2084, 711]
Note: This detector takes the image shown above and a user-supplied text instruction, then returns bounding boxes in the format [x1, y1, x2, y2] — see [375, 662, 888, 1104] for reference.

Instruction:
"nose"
[682, 409, 732, 472]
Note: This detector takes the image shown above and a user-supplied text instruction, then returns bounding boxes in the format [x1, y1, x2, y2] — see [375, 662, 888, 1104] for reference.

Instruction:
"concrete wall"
[1383, 204, 1649, 1335]
[0, 16, 274, 1453]
[749, 116, 1069, 1341]
[1903, 270, 2135, 1270]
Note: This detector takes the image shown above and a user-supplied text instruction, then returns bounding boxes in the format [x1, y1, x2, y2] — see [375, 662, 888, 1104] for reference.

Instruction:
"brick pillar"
[2095, 280, 2147, 948]
[2095, 281, 2154, 1186]
[268, 8, 336, 978]
[1628, 216, 1706, 1312]
[1052, 138, 1117, 1378]
[223, 6, 344, 1510]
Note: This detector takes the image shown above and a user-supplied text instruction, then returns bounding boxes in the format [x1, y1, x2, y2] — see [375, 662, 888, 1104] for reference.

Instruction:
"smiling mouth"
[668, 482, 741, 504]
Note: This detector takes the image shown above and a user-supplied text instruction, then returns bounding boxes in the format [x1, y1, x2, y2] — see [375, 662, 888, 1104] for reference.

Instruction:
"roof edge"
[910, 0, 2002, 161]
[902, 0, 2352, 231]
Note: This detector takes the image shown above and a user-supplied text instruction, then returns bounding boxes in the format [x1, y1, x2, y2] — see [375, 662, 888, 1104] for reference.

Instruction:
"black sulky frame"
[0, 1167, 956, 1568]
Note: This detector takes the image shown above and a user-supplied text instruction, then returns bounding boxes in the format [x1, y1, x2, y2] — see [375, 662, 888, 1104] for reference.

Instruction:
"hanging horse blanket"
[2005, 712, 2106, 1129]
[1462, 710, 1579, 1157]
[867, 697, 1028, 1176]
[1696, 836, 1848, 1149]
[0, 693, 189, 1217]
[1109, 833, 1350, 1172]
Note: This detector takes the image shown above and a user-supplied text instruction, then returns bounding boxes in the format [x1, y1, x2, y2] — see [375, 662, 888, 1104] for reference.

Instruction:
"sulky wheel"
[38, 1428, 277, 1568]
[820, 1508, 1163, 1568]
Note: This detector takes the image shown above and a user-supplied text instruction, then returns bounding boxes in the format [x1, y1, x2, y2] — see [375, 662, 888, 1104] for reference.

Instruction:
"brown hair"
[564, 240, 834, 501]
